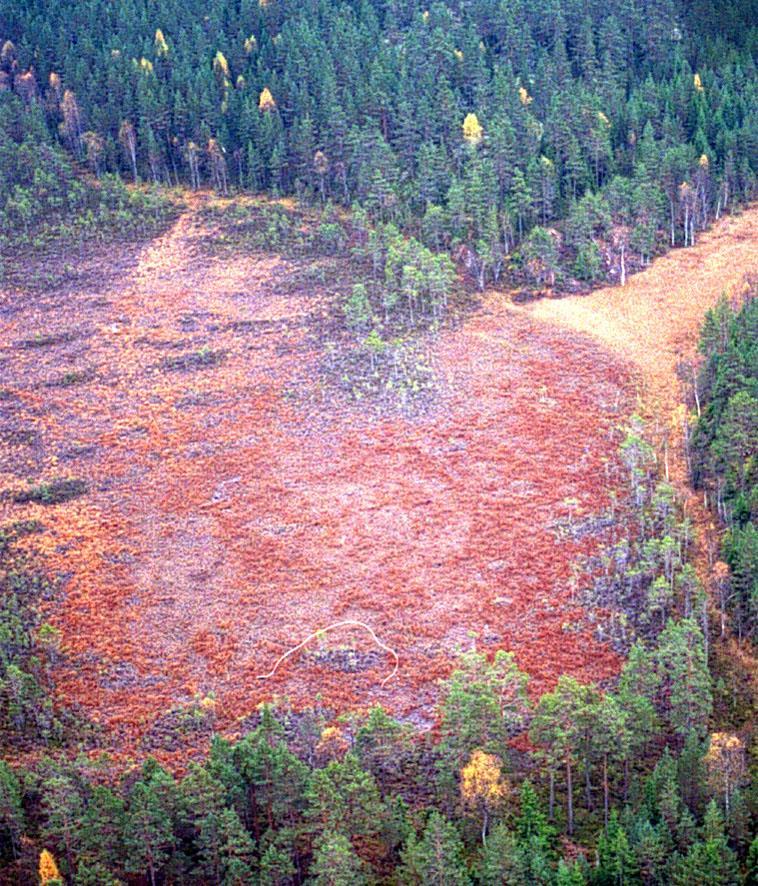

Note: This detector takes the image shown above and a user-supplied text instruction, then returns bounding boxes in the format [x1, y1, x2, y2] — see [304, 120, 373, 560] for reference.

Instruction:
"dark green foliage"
[400, 811, 471, 885]
[0, 688, 753, 884]
[122, 760, 178, 886]
[0, 760, 24, 863]
[309, 831, 368, 885]
[13, 478, 87, 506]
[0, 0, 755, 289]
[0, 529, 61, 745]
[692, 290, 757, 642]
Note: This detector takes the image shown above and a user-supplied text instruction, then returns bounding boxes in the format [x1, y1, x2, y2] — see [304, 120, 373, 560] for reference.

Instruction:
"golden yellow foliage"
[138, 57, 154, 75]
[519, 85, 532, 106]
[454, 49, 464, 61]
[461, 750, 508, 811]
[244, 35, 257, 54]
[699, 153, 710, 169]
[597, 111, 611, 128]
[236, 75, 246, 90]
[155, 29, 169, 58]
[0, 40, 16, 66]
[462, 112, 483, 145]
[422, 10, 430, 22]
[316, 725, 349, 762]
[258, 86, 276, 112]
[213, 51, 230, 79]
[39, 850, 61, 885]
[313, 150, 329, 175]
[705, 732, 746, 807]
[694, 73, 704, 93]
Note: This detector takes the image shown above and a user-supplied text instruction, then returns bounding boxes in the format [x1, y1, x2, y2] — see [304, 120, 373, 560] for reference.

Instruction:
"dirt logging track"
[1, 198, 756, 763]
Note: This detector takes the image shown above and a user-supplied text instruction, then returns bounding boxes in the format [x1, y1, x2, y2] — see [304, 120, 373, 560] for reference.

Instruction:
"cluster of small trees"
[349, 214, 457, 326]
[0, 526, 63, 746]
[580, 423, 708, 650]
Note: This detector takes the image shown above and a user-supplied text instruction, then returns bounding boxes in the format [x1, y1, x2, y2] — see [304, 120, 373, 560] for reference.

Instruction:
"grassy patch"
[44, 369, 96, 388]
[14, 478, 88, 506]
[17, 330, 80, 350]
[159, 347, 226, 373]
[0, 427, 37, 446]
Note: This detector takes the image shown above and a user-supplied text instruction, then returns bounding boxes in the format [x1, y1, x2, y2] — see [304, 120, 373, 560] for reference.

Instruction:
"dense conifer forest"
[1, 0, 756, 287]
[0, 1, 756, 883]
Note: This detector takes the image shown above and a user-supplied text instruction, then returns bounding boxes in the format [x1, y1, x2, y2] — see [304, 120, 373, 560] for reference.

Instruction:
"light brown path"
[524, 208, 758, 463]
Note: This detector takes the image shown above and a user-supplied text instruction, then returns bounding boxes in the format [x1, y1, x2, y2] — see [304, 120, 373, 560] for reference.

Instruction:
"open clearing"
[2, 200, 756, 762]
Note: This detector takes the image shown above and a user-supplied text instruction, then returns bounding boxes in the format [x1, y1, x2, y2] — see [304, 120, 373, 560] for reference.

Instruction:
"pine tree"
[41, 774, 84, 880]
[671, 801, 739, 885]
[512, 782, 557, 885]
[655, 618, 713, 739]
[508, 167, 532, 240]
[556, 858, 587, 885]
[259, 841, 296, 886]
[197, 808, 256, 884]
[304, 753, 384, 847]
[530, 677, 597, 835]
[78, 786, 126, 874]
[400, 812, 471, 885]
[474, 822, 519, 885]
[0, 761, 23, 861]
[309, 831, 368, 885]
[123, 762, 177, 886]
[595, 810, 639, 885]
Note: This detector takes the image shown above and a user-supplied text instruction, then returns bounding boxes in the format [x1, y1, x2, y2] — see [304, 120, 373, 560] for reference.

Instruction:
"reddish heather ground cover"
[12, 200, 753, 763]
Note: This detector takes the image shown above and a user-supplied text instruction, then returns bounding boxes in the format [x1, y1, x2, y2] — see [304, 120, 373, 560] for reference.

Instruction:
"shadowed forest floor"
[1, 198, 755, 764]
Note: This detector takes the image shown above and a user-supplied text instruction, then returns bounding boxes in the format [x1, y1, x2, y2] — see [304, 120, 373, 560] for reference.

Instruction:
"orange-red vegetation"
[17, 198, 755, 762]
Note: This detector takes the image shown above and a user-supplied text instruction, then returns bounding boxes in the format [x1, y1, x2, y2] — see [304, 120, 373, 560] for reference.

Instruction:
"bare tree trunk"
[549, 770, 555, 820]
[566, 760, 574, 836]
[603, 754, 609, 828]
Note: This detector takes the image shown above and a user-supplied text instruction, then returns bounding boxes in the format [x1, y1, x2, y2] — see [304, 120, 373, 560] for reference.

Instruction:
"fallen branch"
[256, 620, 399, 688]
